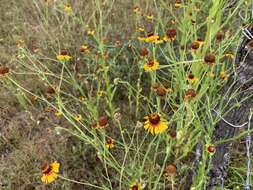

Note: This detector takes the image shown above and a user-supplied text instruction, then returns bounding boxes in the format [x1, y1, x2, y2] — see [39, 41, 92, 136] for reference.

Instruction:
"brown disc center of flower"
[42, 165, 53, 175]
[191, 42, 199, 50]
[60, 49, 68, 56]
[204, 53, 216, 64]
[167, 28, 177, 38]
[188, 74, 195, 80]
[0, 66, 10, 75]
[147, 61, 155, 67]
[106, 138, 113, 144]
[131, 185, 139, 190]
[148, 113, 160, 125]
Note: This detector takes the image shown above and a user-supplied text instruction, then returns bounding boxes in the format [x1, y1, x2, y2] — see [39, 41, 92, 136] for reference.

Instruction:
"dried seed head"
[166, 28, 177, 39]
[0, 66, 10, 75]
[113, 112, 122, 121]
[156, 85, 167, 96]
[98, 116, 108, 127]
[169, 131, 177, 138]
[191, 41, 200, 50]
[139, 47, 149, 57]
[165, 164, 177, 176]
[60, 49, 68, 55]
[204, 53, 216, 65]
[45, 86, 55, 95]
[185, 89, 197, 98]
[152, 83, 160, 89]
[216, 31, 225, 41]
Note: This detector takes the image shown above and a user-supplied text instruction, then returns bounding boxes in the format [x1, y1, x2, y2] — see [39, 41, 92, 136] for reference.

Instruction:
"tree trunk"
[207, 25, 253, 189]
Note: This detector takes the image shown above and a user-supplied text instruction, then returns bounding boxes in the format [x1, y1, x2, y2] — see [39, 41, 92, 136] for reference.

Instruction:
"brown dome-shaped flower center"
[45, 86, 55, 95]
[204, 53, 216, 65]
[216, 31, 225, 41]
[191, 41, 200, 50]
[131, 185, 139, 190]
[165, 164, 177, 176]
[60, 49, 68, 55]
[42, 164, 53, 175]
[166, 28, 177, 39]
[106, 138, 113, 144]
[156, 85, 167, 96]
[0, 66, 10, 75]
[185, 89, 197, 98]
[147, 60, 155, 67]
[139, 47, 149, 56]
[98, 116, 108, 127]
[148, 113, 160, 125]
[188, 74, 195, 80]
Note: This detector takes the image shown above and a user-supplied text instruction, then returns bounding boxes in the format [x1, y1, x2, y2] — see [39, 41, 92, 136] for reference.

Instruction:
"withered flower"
[164, 164, 177, 177]
[185, 89, 197, 99]
[216, 31, 225, 41]
[139, 47, 149, 57]
[204, 53, 216, 65]
[45, 86, 56, 96]
[191, 41, 200, 51]
[0, 66, 10, 76]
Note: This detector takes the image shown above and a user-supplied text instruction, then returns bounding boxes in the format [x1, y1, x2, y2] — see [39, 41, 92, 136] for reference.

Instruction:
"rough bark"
[207, 25, 253, 189]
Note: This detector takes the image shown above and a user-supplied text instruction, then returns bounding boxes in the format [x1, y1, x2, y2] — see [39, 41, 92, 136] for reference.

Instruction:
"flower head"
[196, 38, 204, 45]
[204, 53, 216, 65]
[175, 0, 182, 8]
[139, 47, 149, 57]
[153, 84, 171, 97]
[216, 31, 225, 41]
[87, 29, 95, 36]
[92, 116, 109, 129]
[74, 114, 82, 121]
[105, 138, 115, 149]
[164, 28, 177, 41]
[98, 116, 108, 127]
[41, 161, 60, 184]
[129, 183, 142, 190]
[185, 89, 197, 100]
[0, 66, 10, 76]
[191, 41, 200, 52]
[187, 73, 198, 84]
[143, 113, 168, 135]
[56, 49, 71, 62]
[55, 111, 62, 117]
[113, 112, 122, 121]
[146, 14, 154, 21]
[97, 90, 104, 97]
[79, 45, 90, 53]
[223, 52, 234, 60]
[170, 18, 176, 24]
[64, 4, 72, 13]
[206, 144, 216, 154]
[144, 60, 159, 72]
[138, 33, 162, 44]
[220, 71, 228, 81]
[133, 5, 140, 14]
[164, 164, 177, 178]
